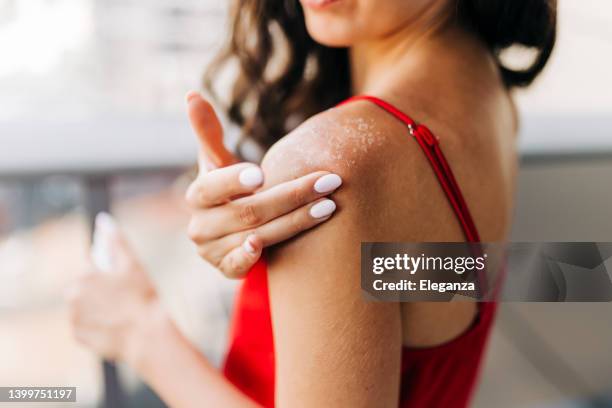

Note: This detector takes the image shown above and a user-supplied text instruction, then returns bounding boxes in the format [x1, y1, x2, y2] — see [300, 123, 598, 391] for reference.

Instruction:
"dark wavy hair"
[204, 0, 557, 151]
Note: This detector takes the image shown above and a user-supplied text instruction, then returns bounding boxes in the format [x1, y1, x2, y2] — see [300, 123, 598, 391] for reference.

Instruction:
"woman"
[68, 0, 556, 407]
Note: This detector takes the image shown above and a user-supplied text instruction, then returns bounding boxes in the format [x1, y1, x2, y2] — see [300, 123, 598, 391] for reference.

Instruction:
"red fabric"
[223, 95, 497, 407]
[223, 258, 275, 407]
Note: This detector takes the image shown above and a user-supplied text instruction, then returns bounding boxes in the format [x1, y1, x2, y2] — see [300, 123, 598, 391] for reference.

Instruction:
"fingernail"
[314, 174, 342, 193]
[239, 166, 264, 187]
[185, 90, 201, 104]
[310, 199, 336, 219]
[243, 235, 257, 254]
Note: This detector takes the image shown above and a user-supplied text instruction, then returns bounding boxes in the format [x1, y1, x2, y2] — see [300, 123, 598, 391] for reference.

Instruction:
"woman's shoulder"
[260, 91, 516, 241]
[261, 99, 429, 186]
[261, 83, 515, 181]
[260, 99, 445, 240]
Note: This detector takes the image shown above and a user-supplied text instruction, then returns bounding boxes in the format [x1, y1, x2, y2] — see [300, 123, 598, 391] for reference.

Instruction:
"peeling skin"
[262, 108, 385, 179]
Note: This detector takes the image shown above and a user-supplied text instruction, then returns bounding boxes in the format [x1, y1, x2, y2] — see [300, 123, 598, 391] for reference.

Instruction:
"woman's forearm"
[127, 301, 258, 408]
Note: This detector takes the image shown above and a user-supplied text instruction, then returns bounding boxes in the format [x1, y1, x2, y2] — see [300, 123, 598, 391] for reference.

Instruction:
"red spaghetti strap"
[416, 125, 481, 242]
[339, 95, 416, 127]
[413, 128, 477, 242]
[432, 143, 480, 241]
[341, 95, 480, 242]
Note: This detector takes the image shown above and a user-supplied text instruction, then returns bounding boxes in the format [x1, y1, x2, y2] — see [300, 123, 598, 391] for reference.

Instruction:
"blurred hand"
[185, 92, 342, 278]
[67, 213, 160, 364]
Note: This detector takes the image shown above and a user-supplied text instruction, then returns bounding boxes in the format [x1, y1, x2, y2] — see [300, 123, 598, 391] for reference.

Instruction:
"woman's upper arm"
[267, 195, 402, 407]
[263, 110, 406, 407]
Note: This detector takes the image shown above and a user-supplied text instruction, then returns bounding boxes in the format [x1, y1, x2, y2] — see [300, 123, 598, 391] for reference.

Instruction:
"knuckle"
[196, 243, 215, 264]
[237, 203, 261, 227]
[187, 221, 200, 242]
[196, 187, 212, 207]
[289, 185, 308, 207]
[197, 242, 228, 269]
[186, 178, 214, 208]
[223, 256, 248, 279]
[290, 210, 308, 232]
[187, 219, 208, 243]
[185, 183, 201, 208]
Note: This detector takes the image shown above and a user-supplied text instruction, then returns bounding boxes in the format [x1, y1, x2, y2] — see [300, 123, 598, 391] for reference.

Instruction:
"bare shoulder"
[262, 100, 434, 226]
[261, 90, 515, 242]
[260, 100, 464, 241]
[262, 100, 422, 181]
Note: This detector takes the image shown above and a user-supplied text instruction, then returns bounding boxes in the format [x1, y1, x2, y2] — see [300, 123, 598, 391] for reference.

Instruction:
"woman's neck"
[349, 14, 489, 96]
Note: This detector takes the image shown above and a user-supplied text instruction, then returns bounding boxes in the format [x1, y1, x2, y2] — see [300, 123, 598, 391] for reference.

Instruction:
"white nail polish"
[239, 167, 264, 187]
[243, 237, 257, 254]
[310, 199, 336, 219]
[314, 174, 342, 193]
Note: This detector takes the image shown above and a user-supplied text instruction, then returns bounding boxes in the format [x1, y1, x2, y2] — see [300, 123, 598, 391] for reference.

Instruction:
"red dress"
[223, 96, 497, 407]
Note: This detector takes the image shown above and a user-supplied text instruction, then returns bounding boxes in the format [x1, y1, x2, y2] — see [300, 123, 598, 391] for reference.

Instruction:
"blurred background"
[0, 0, 611, 407]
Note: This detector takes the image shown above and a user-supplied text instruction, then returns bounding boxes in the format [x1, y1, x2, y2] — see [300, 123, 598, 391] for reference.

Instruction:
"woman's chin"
[304, 21, 356, 47]
[309, 34, 352, 47]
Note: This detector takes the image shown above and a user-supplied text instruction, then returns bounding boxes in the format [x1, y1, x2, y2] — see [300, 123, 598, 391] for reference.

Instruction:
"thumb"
[91, 212, 137, 273]
[186, 91, 237, 169]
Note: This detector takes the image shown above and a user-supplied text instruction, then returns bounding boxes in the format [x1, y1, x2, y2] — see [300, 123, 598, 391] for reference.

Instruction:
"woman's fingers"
[229, 171, 340, 230]
[189, 172, 342, 243]
[254, 198, 337, 246]
[217, 234, 264, 279]
[92, 212, 140, 273]
[186, 163, 264, 208]
[202, 198, 337, 278]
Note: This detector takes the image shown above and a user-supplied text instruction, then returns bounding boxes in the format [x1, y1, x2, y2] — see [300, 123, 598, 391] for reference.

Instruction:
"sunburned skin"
[263, 108, 384, 179]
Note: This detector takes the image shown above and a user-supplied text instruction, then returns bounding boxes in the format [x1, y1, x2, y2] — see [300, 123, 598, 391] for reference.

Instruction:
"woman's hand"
[67, 213, 160, 366]
[185, 92, 342, 278]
